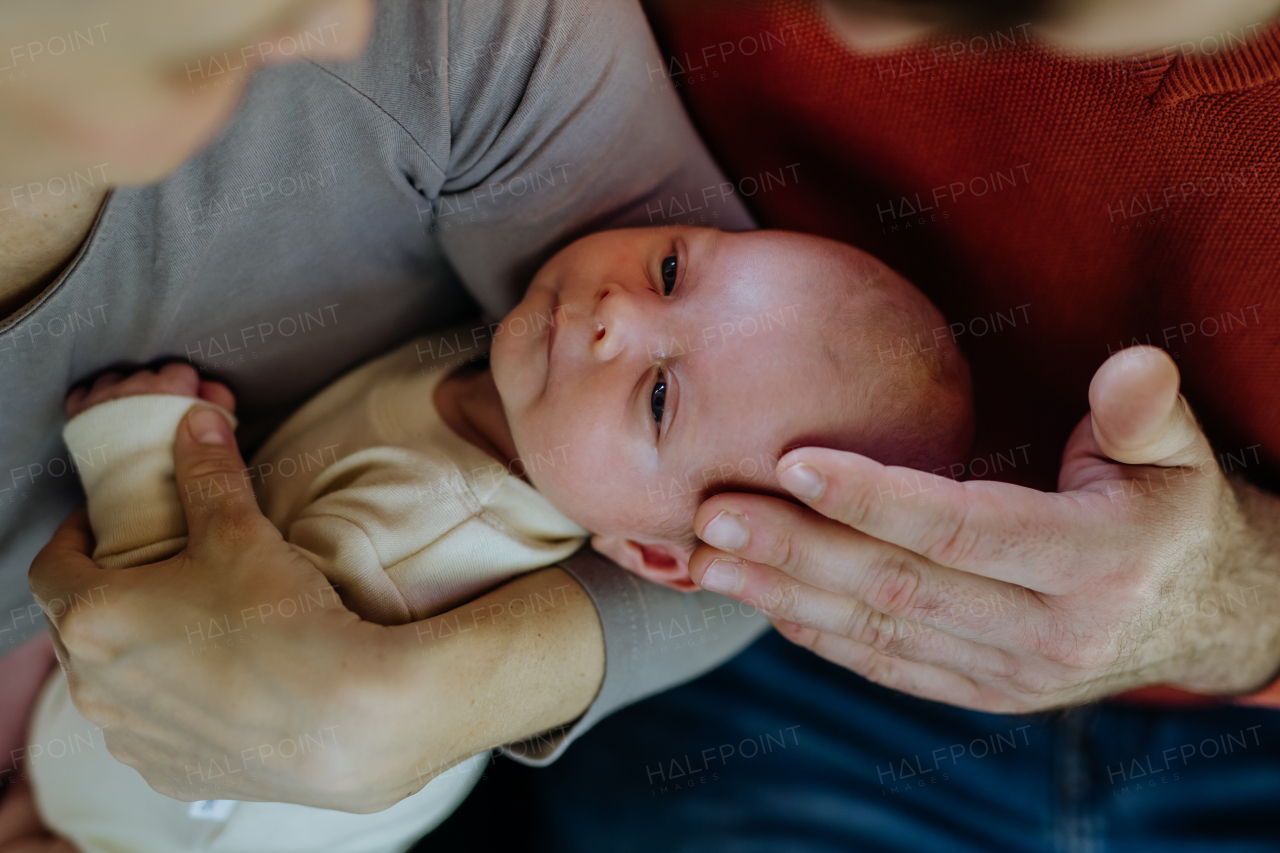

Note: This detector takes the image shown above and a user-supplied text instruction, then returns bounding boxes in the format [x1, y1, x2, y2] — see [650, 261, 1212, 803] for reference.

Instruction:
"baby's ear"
[591, 536, 698, 592]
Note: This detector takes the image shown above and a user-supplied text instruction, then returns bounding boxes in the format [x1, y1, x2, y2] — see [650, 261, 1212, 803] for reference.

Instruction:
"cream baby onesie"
[28, 330, 587, 853]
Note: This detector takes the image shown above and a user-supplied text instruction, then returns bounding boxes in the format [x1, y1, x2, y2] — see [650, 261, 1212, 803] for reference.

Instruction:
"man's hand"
[689, 346, 1280, 712]
[29, 407, 603, 811]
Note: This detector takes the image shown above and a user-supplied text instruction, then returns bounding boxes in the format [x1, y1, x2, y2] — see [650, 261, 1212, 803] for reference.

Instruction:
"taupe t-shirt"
[0, 0, 767, 764]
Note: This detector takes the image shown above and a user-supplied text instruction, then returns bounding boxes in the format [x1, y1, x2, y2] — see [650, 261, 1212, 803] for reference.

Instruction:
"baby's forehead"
[713, 231, 875, 306]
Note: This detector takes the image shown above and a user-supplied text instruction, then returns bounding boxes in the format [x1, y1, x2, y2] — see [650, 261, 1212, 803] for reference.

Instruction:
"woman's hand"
[688, 347, 1280, 711]
[29, 408, 603, 812]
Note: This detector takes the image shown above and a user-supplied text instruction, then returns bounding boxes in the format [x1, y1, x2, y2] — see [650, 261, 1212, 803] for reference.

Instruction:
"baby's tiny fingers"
[88, 372, 123, 396]
[157, 361, 199, 391]
[64, 387, 89, 418]
[198, 380, 236, 413]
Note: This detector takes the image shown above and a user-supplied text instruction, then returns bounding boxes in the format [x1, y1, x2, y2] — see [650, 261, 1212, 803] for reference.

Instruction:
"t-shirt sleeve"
[502, 549, 770, 766]
[61, 396, 237, 570]
[430, 0, 757, 318]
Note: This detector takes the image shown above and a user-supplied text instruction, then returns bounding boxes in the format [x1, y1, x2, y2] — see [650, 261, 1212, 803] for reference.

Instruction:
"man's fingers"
[1088, 346, 1211, 468]
[689, 544, 1032, 682]
[758, 447, 1083, 591]
[771, 622, 1014, 711]
[693, 493, 1052, 644]
[172, 406, 270, 548]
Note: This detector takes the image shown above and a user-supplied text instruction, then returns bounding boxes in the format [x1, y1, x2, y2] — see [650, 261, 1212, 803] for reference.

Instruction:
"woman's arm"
[29, 405, 763, 812]
[29, 409, 597, 812]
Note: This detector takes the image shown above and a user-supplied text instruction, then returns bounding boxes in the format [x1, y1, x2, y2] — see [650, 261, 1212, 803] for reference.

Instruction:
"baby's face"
[491, 227, 879, 587]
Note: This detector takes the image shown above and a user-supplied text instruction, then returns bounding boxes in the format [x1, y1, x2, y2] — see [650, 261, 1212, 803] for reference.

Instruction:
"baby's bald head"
[792, 231, 974, 474]
[495, 226, 974, 590]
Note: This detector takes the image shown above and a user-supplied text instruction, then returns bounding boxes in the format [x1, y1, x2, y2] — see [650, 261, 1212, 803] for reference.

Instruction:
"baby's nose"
[590, 285, 641, 361]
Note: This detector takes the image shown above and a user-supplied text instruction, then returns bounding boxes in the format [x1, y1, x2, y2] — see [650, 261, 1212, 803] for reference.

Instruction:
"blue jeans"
[430, 631, 1280, 852]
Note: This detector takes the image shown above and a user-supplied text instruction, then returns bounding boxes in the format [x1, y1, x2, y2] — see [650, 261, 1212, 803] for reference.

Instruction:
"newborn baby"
[16, 226, 973, 853]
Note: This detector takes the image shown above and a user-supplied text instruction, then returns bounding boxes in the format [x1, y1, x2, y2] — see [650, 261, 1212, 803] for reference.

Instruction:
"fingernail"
[699, 559, 742, 595]
[701, 510, 748, 551]
[189, 408, 228, 445]
[780, 463, 824, 501]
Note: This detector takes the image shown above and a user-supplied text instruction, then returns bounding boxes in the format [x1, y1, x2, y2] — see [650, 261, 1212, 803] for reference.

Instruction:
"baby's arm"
[63, 364, 236, 569]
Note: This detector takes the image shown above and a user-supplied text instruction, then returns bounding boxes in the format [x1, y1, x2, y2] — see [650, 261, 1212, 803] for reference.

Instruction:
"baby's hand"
[65, 363, 235, 420]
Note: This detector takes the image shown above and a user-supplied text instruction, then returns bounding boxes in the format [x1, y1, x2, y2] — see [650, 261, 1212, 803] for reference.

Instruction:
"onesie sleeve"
[285, 446, 582, 624]
[502, 549, 770, 766]
[62, 396, 237, 570]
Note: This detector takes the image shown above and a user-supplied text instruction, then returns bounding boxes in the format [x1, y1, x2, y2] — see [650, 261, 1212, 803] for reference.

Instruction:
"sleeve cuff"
[501, 549, 769, 767]
[63, 395, 236, 569]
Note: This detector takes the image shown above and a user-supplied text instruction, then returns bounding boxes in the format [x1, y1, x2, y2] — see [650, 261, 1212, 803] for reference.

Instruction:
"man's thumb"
[1088, 346, 1208, 468]
[173, 405, 260, 543]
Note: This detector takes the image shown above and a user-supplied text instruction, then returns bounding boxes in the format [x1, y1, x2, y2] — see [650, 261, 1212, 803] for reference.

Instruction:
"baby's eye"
[651, 373, 667, 424]
[660, 254, 678, 295]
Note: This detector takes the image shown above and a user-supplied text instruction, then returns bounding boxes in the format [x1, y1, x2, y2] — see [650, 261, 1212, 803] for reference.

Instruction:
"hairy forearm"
[376, 567, 605, 794]
[1224, 478, 1280, 691]
[1175, 476, 1280, 695]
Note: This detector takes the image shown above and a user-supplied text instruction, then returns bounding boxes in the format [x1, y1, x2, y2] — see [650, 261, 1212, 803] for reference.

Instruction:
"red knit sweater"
[642, 0, 1280, 707]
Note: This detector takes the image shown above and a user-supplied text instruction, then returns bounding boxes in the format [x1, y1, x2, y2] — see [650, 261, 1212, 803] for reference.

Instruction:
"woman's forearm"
[382, 567, 604, 788]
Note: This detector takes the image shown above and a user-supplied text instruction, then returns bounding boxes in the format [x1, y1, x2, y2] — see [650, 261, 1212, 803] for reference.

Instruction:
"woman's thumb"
[173, 406, 262, 543]
[1088, 346, 1208, 468]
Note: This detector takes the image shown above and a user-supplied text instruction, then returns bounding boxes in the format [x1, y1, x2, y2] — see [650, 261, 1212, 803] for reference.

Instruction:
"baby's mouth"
[546, 295, 560, 366]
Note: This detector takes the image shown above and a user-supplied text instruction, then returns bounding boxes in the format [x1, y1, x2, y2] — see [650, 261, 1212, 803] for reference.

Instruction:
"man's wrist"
[1226, 479, 1280, 692]
[1176, 477, 1280, 695]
